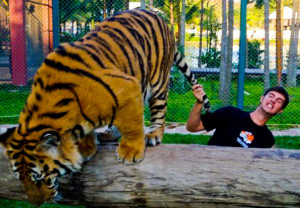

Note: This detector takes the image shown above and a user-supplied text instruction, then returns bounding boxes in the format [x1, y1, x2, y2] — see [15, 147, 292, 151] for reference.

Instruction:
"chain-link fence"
[0, 0, 299, 126]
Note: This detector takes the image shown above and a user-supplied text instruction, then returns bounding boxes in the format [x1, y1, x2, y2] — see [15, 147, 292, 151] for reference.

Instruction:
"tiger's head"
[0, 125, 84, 206]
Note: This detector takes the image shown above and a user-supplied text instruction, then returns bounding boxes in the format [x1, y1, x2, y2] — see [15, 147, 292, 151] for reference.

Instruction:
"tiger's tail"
[173, 49, 211, 114]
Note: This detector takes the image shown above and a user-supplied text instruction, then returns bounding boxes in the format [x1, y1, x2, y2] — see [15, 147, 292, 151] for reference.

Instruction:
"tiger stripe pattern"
[0, 9, 208, 205]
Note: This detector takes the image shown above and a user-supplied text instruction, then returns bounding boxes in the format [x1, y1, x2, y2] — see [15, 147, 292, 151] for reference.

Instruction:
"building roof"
[269, 7, 294, 20]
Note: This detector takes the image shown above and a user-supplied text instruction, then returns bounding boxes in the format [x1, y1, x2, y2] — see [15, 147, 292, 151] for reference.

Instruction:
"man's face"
[260, 91, 286, 115]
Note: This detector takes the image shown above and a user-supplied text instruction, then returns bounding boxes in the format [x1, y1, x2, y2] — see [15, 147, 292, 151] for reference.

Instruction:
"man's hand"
[192, 84, 206, 104]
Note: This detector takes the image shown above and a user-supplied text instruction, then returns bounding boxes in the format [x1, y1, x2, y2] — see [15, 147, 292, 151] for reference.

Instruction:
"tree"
[263, 0, 270, 90]
[179, 0, 186, 91]
[224, 0, 234, 105]
[275, 0, 284, 85]
[287, 0, 300, 87]
[219, 0, 228, 103]
[176, 0, 181, 45]
[103, 0, 107, 19]
[149, 0, 154, 10]
[170, 0, 174, 34]
[198, 0, 205, 68]
[256, 0, 272, 90]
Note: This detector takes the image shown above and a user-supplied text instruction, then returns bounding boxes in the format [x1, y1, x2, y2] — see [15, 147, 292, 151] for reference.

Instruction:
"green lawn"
[0, 78, 299, 126]
[163, 134, 300, 149]
[0, 199, 84, 208]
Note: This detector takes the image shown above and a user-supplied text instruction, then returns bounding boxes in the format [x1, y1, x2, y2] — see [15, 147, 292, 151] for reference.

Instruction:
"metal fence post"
[9, 0, 27, 86]
[141, 0, 146, 9]
[52, 0, 59, 49]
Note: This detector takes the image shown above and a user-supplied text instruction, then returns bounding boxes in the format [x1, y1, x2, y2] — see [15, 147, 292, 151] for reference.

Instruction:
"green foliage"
[60, 32, 76, 43]
[170, 45, 190, 94]
[0, 25, 9, 56]
[247, 39, 264, 69]
[246, 6, 264, 27]
[285, 53, 300, 69]
[255, 0, 293, 9]
[170, 70, 190, 94]
[200, 48, 221, 68]
[59, 0, 128, 42]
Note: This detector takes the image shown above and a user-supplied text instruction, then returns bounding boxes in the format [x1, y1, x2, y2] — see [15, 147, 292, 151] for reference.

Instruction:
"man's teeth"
[267, 104, 273, 108]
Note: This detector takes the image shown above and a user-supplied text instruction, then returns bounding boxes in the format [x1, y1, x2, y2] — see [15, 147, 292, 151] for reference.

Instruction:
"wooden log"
[0, 144, 300, 207]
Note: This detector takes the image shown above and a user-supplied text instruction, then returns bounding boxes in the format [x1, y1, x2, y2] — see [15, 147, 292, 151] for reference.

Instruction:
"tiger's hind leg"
[77, 131, 98, 161]
[145, 92, 168, 146]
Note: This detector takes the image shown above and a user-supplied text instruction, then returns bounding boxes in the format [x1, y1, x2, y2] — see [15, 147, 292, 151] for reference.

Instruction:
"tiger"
[0, 9, 210, 205]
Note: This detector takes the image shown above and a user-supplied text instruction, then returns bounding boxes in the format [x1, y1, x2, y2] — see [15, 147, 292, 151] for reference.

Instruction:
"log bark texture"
[0, 144, 300, 207]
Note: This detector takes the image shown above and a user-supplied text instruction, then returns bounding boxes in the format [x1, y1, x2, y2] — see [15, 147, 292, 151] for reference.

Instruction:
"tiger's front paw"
[116, 139, 145, 165]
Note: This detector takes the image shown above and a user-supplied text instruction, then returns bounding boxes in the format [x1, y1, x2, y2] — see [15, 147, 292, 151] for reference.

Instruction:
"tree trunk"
[264, 0, 270, 90]
[1, 144, 299, 207]
[206, 1, 210, 52]
[287, 0, 299, 87]
[208, 7, 213, 51]
[276, 0, 284, 86]
[219, 0, 227, 102]
[224, 0, 234, 105]
[178, 0, 186, 91]
[103, 0, 106, 19]
[149, 0, 153, 10]
[71, 21, 74, 36]
[170, 0, 174, 35]
[176, 1, 181, 45]
[198, 0, 205, 68]
[179, 0, 186, 48]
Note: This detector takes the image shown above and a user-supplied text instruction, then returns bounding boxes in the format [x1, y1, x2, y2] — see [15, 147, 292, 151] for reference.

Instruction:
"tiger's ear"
[0, 126, 16, 148]
[37, 132, 60, 151]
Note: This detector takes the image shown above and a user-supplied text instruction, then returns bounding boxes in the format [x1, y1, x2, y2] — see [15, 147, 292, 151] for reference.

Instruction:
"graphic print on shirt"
[236, 131, 254, 148]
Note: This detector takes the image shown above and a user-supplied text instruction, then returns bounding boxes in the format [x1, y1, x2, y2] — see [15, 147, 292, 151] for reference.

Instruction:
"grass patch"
[275, 136, 300, 149]
[163, 134, 210, 145]
[0, 78, 299, 127]
[0, 198, 84, 208]
[163, 134, 300, 150]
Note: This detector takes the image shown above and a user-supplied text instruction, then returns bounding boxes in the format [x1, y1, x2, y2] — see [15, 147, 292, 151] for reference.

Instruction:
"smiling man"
[186, 86, 289, 148]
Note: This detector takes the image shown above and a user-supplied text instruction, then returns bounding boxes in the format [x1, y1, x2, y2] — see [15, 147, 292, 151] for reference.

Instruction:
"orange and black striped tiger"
[0, 9, 210, 205]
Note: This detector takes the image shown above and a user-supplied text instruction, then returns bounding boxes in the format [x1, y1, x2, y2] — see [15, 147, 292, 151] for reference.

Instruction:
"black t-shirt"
[201, 106, 275, 148]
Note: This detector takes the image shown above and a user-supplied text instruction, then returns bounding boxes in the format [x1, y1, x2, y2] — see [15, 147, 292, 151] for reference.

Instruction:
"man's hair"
[263, 86, 289, 109]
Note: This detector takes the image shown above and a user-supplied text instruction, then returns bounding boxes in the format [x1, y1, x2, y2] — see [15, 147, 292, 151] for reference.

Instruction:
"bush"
[60, 32, 75, 43]
[247, 39, 264, 69]
[201, 48, 221, 68]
